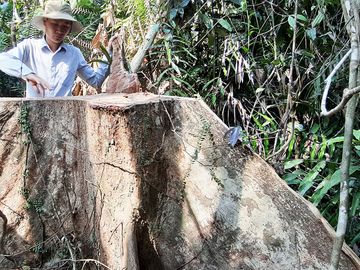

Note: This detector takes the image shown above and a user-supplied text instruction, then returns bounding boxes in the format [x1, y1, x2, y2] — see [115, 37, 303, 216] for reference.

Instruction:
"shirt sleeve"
[0, 40, 34, 78]
[76, 49, 109, 89]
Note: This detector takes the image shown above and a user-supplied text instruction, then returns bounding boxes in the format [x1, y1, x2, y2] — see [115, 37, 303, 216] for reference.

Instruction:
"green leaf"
[288, 16, 296, 29]
[311, 11, 325, 28]
[283, 170, 304, 185]
[199, 12, 213, 29]
[350, 191, 360, 217]
[306, 28, 317, 40]
[202, 77, 219, 91]
[299, 160, 326, 196]
[258, 113, 276, 129]
[318, 135, 327, 160]
[164, 40, 172, 64]
[255, 87, 265, 93]
[171, 75, 195, 93]
[310, 134, 318, 160]
[297, 14, 308, 22]
[327, 136, 344, 145]
[228, 0, 242, 5]
[171, 61, 181, 76]
[178, 0, 190, 8]
[284, 159, 304, 170]
[252, 115, 262, 130]
[351, 231, 360, 245]
[169, 8, 178, 20]
[218, 18, 232, 32]
[288, 14, 307, 29]
[287, 135, 296, 158]
[353, 129, 360, 140]
[211, 94, 217, 106]
[311, 166, 360, 206]
[310, 124, 320, 133]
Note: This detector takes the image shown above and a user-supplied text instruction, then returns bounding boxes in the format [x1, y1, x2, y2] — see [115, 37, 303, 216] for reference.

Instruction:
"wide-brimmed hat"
[31, 0, 83, 33]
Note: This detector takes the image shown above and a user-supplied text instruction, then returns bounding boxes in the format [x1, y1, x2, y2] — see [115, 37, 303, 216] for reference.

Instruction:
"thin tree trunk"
[10, 0, 17, 47]
[330, 1, 360, 269]
[130, 24, 159, 73]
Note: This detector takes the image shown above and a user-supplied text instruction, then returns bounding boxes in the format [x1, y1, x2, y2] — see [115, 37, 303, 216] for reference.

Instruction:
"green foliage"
[24, 194, 45, 213]
[130, 0, 147, 20]
[30, 241, 47, 254]
[283, 121, 360, 246]
[19, 103, 31, 139]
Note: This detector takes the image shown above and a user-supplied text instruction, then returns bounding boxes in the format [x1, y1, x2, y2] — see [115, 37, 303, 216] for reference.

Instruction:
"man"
[0, 0, 111, 97]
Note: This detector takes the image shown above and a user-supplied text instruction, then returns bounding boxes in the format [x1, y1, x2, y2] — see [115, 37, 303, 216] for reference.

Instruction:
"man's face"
[44, 18, 72, 44]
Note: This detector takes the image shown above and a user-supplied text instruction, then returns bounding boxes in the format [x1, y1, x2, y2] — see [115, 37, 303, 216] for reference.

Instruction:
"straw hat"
[31, 0, 83, 33]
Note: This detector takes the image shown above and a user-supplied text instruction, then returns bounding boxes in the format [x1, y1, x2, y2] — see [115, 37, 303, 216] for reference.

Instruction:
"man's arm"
[76, 51, 110, 90]
[0, 41, 49, 96]
[0, 41, 33, 78]
[76, 35, 116, 90]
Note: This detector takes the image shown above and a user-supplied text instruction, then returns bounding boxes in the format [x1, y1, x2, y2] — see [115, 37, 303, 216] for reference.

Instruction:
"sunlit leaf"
[297, 14, 308, 22]
[311, 166, 360, 205]
[306, 28, 317, 40]
[178, 0, 190, 8]
[169, 8, 178, 20]
[288, 14, 307, 29]
[228, 0, 242, 5]
[299, 160, 326, 196]
[327, 136, 344, 145]
[171, 61, 181, 76]
[288, 16, 295, 28]
[218, 18, 232, 32]
[311, 11, 325, 28]
[284, 159, 304, 170]
[211, 94, 217, 106]
[353, 129, 360, 140]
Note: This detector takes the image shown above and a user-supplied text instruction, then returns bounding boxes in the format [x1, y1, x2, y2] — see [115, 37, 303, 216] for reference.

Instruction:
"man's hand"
[24, 74, 50, 97]
[107, 33, 119, 53]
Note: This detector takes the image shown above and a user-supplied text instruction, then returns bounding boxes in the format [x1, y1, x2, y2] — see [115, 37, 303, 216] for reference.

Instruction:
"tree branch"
[321, 49, 352, 116]
[321, 85, 360, 117]
[130, 24, 160, 73]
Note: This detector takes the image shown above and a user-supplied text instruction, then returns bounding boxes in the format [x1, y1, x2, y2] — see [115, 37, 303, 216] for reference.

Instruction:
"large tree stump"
[0, 93, 359, 269]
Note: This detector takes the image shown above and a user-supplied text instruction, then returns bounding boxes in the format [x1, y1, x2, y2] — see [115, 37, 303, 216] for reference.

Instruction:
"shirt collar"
[40, 36, 67, 53]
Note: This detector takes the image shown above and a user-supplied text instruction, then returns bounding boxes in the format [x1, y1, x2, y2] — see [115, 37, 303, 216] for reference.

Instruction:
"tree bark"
[329, 1, 360, 269]
[0, 94, 359, 269]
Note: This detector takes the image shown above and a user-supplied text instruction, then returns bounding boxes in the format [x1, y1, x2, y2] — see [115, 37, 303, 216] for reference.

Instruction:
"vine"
[19, 102, 31, 191]
[180, 115, 224, 201]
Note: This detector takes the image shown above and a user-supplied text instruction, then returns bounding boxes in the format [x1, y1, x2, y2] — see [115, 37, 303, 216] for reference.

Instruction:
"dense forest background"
[0, 0, 359, 258]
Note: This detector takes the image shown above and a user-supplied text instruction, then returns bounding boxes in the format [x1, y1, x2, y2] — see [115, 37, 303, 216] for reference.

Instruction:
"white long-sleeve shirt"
[0, 37, 109, 97]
